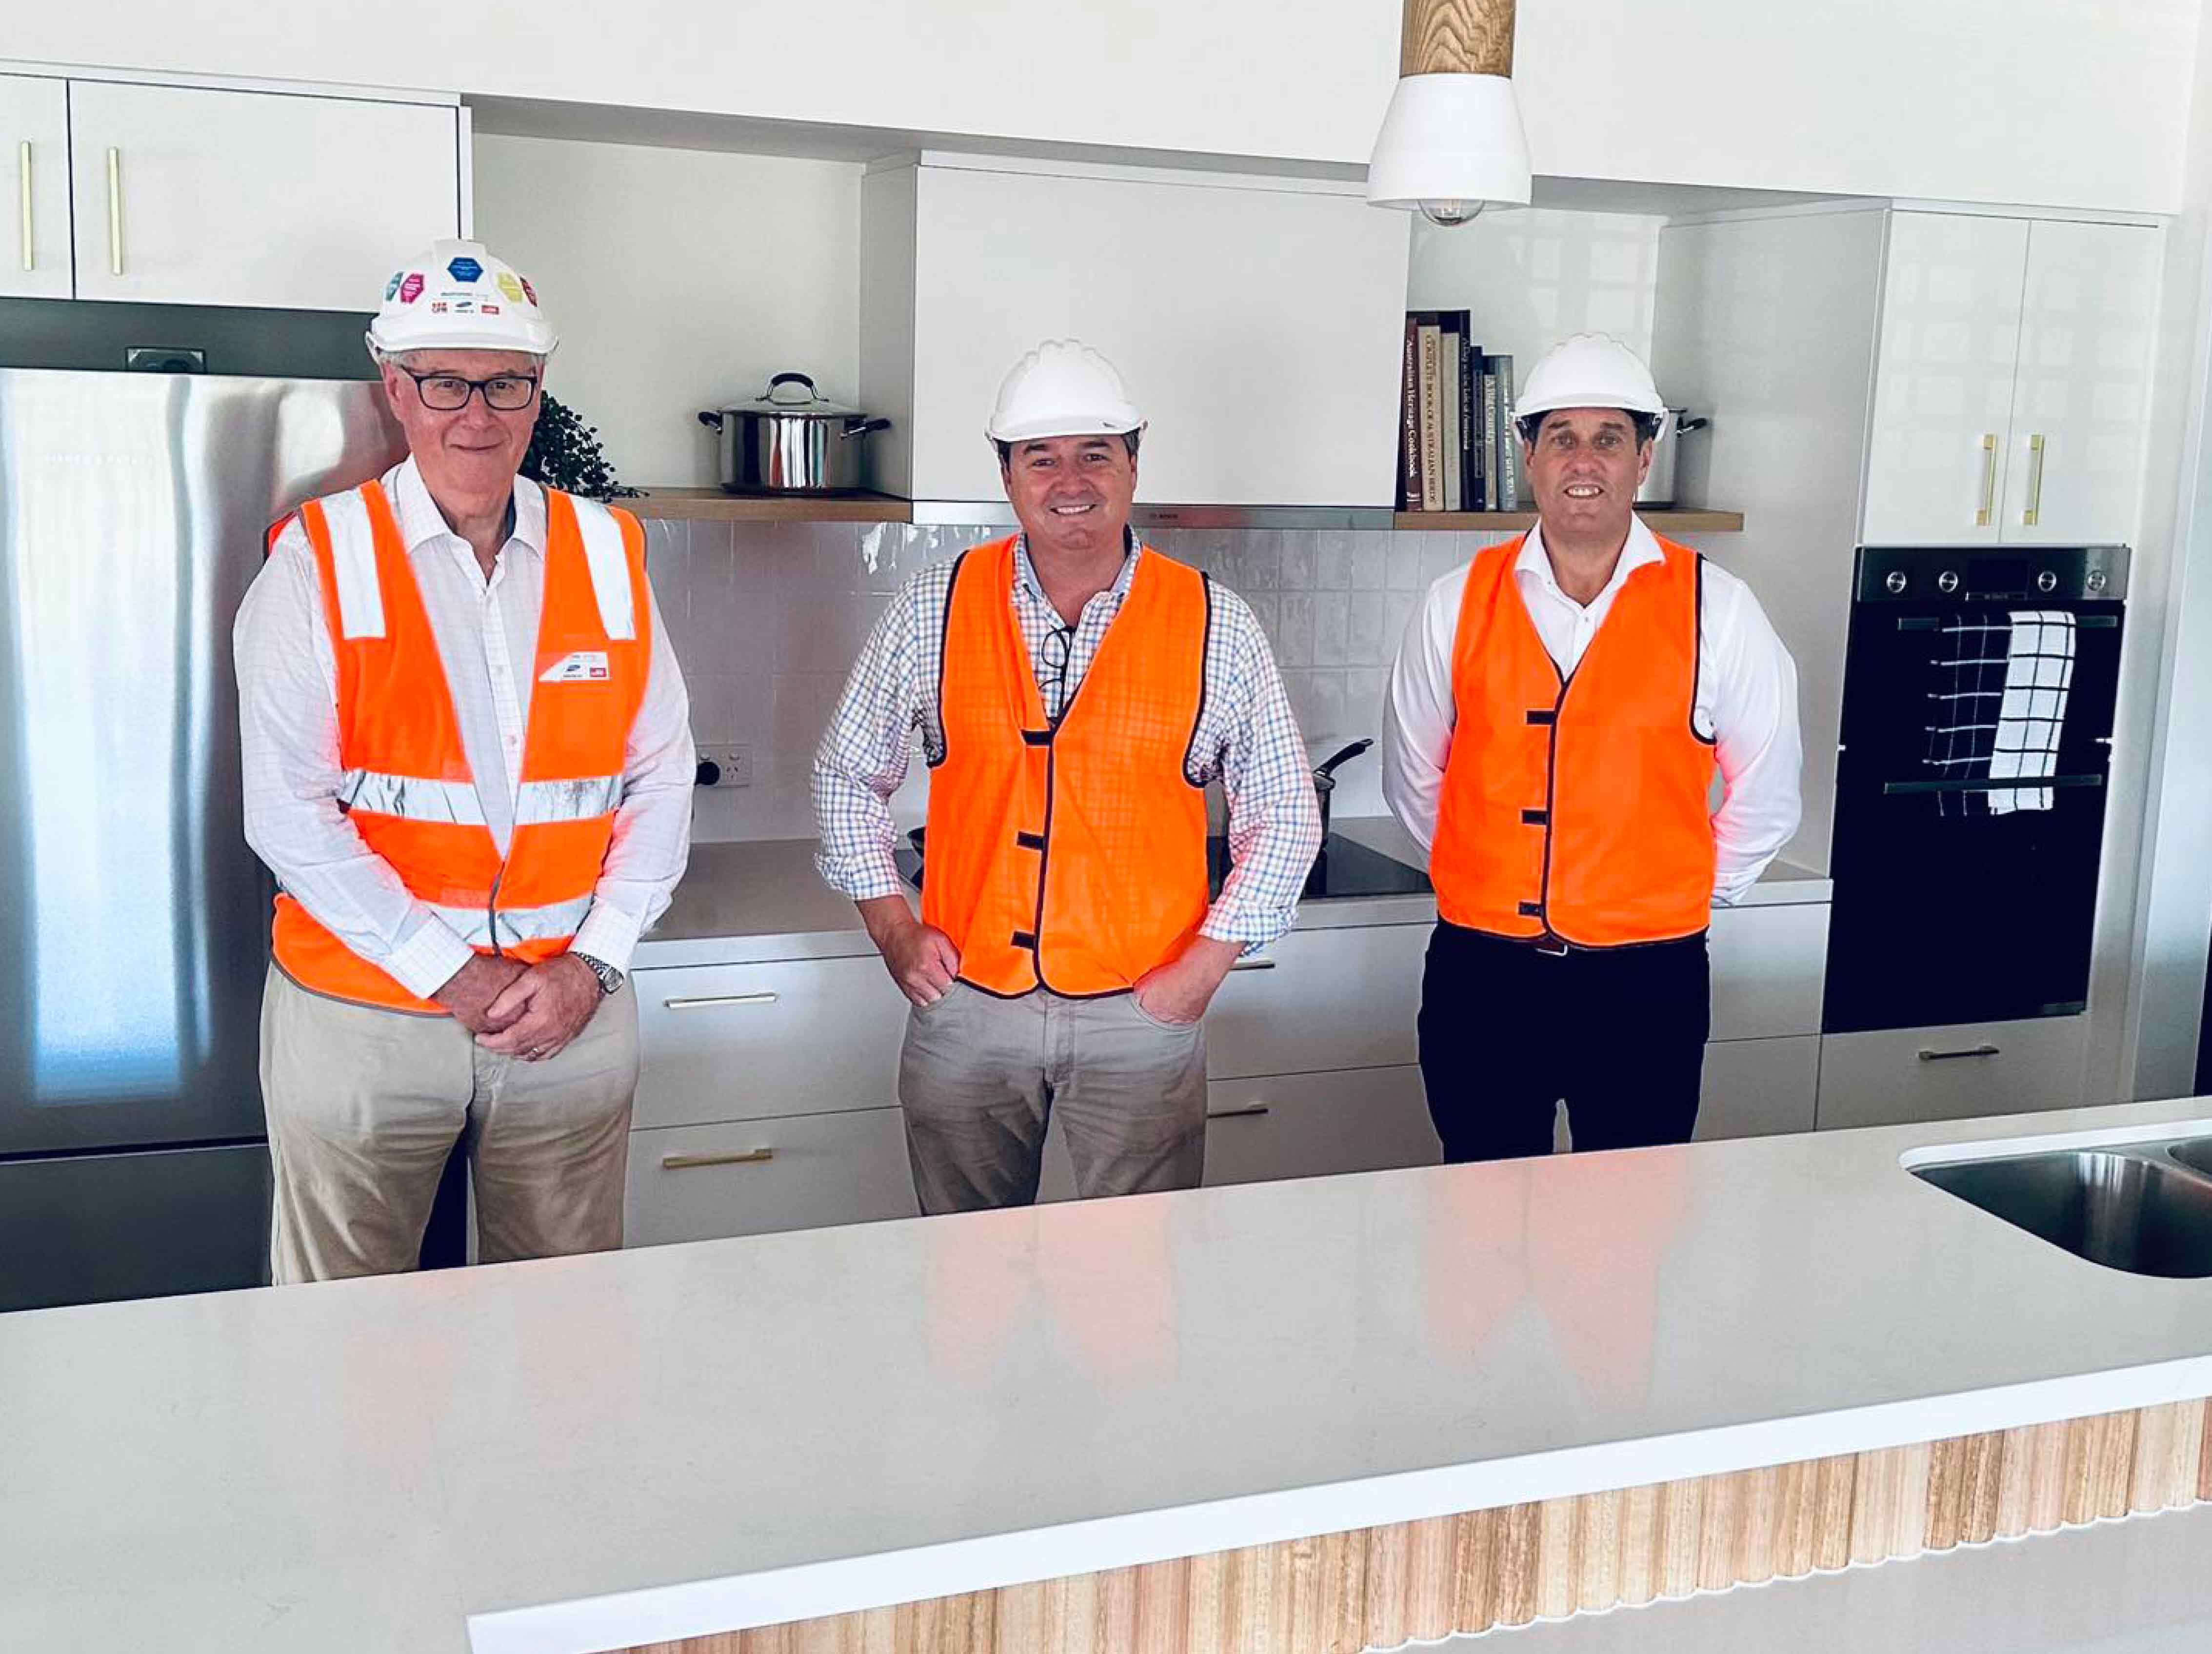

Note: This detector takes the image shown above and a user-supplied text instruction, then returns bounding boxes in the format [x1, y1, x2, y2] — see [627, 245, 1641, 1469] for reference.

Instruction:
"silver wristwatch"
[572, 951, 624, 997]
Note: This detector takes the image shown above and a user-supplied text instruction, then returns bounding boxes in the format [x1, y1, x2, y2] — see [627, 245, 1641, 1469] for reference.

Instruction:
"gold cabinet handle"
[16, 141, 30, 272]
[1229, 957, 1276, 972]
[1917, 1044, 2000, 1062]
[662, 1148, 775, 1169]
[2022, 434, 2047, 526]
[1974, 433, 1997, 527]
[662, 991, 779, 1009]
[105, 147, 122, 276]
[1206, 1102, 1272, 1120]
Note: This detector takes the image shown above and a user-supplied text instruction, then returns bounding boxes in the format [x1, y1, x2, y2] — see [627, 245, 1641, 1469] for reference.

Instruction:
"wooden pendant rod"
[1400, 0, 1516, 79]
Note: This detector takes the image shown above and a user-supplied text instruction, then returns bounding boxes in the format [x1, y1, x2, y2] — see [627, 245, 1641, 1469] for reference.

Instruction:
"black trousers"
[1417, 920, 1711, 1164]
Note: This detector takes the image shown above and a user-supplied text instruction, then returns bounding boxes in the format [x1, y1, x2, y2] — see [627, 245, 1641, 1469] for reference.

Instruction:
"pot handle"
[768, 372, 819, 405]
[1675, 416, 1710, 435]
[697, 410, 723, 430]
[840, 417, 892, 440]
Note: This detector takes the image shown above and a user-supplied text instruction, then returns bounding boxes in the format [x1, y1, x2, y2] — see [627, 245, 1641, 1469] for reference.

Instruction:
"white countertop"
[632, 819, 1832, 968]
[6, 1094, 2209, 1654]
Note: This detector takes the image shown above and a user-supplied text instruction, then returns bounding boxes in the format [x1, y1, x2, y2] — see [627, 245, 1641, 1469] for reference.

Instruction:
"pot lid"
[722, 372, 867, 419]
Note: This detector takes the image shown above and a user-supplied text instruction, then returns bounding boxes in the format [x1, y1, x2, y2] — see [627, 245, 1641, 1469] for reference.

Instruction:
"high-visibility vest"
[268, 479, 650, 1012]
[1430, 533, 1715, 948]
[923, 536, 1211, 997]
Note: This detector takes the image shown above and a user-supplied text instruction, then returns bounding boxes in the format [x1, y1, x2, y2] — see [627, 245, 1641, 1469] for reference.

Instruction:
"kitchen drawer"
[632, 955, 909, 1129]
[624, 1109, 918, 1248]
[1709, 901, 1829, 1041]
[1694, 1036, 1819, 1142]
[1816, 1015, 2089, 1131]
[1202, 1066, 1440, 1188]
[1204, 924, 1427, 1080]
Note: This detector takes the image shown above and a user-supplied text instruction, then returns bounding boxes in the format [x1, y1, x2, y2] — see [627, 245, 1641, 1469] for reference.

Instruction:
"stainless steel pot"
[697, 373, 891, 495]
[1312, 738, 1373, 837]
[1634, 408, 1710, 509]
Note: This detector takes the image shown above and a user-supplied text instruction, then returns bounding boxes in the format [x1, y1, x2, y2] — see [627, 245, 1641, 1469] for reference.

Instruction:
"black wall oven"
[1823, 546, 2127, 1034]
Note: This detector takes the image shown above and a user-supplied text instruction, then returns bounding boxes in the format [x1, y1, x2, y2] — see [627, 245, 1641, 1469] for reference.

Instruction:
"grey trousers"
[258, 965, 638, 1284]
[897, 983, 1209, 1213]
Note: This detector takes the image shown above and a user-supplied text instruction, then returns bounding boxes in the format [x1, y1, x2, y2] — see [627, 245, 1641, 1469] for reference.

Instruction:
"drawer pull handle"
[663, 991, 779, 1009]
[1207, 1102, 1272, 1120]
[662, 1148, 775, 1169]
[1974, 432, 1997, 527]
[1229, 958, 1277, 972]
[17, 141, 30, 272]
[2022, 434, 2046, 527]
[1917, 1044, 2000, 1063]
[106, 147, 123, 276]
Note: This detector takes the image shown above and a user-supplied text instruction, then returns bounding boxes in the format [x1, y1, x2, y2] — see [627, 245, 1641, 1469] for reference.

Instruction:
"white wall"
[470, 135, 861, 488]
[1407, 208, 1663, 397]
[9, 0, 2203, 209]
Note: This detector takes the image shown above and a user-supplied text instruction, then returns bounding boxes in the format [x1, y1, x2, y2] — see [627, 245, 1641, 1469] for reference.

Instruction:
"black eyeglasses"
[396, 365, 541, 412]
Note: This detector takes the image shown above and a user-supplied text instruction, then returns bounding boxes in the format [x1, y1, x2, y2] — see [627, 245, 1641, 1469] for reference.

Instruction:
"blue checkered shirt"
[812, 534, 1321, 947]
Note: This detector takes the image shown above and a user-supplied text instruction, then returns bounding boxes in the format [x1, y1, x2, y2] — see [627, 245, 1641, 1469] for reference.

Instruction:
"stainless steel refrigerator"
[0, 303, 403, 1310]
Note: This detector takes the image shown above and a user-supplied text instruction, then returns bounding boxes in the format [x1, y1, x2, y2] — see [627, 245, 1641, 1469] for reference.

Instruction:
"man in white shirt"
[1382, 334, 1801, 1161]
[234, 240, 693, 1281]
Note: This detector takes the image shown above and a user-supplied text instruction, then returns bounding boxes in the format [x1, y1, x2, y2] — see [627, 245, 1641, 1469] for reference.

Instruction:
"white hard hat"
[365, 239, 558, 358]
[985, 339, 1145, 445]
[1514, 332, 1666, 422]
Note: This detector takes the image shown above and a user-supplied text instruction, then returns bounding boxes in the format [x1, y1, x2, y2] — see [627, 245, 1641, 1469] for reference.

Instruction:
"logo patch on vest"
[540, 650, 611, 684]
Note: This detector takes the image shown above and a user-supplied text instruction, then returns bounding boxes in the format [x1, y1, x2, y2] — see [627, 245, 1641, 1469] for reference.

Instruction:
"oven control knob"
[2037, 569, 2059, 594]
[1937, 569, 1960, 594]
[2088, 568, 2109, 594]
[1884, 570, 1909, 595]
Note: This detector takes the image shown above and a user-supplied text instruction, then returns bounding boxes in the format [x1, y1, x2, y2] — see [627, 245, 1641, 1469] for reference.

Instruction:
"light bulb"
[1418, 200, 1487, 228]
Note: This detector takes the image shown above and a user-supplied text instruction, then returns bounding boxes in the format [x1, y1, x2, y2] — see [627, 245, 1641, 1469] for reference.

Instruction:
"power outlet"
[695, 744, 754, 788]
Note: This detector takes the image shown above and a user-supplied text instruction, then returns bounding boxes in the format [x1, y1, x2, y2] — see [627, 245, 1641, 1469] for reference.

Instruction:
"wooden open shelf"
[1397, 508, 1747, 533]
[626, 488, 912, 524]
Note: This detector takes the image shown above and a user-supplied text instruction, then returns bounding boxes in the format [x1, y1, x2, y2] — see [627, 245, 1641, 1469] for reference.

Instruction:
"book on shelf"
[1398, 317, 1419, 511]
[1416, 319, 1443, 512]
[1397, 308, 1475, 513]
[1491, 352, 1521, 512]
[1438, 326, 1462, 513]
[1462, 326, 1484, 511]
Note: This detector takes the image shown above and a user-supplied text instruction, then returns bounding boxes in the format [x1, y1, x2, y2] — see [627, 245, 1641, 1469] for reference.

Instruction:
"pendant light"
[1367, 0, 1533, 226]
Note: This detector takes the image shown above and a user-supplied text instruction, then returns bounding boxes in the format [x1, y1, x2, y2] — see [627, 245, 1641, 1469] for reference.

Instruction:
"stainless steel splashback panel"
[0, 367, 403, 1155]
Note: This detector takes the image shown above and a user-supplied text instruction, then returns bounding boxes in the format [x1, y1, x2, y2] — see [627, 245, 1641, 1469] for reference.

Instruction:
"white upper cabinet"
[1999, 221, 2162, 546]
[1862, 213, 2030, 548]
[865, 155, 1411, 507]
[0, 73, 70, 300]
[66, 80, 460, 310]
[1862, 211, 2160, 548]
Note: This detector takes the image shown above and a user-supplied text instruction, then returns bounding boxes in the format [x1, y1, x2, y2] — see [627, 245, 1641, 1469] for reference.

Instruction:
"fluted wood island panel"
[613, 1398, 2210, 1654]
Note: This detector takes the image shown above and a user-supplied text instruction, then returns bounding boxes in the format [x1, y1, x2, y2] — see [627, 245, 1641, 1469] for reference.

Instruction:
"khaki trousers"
[258, 965, 638, 1284]
[897, 983, 1208, 1214]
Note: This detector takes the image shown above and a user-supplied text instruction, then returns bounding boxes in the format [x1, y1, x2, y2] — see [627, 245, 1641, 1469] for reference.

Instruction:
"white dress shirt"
[235, 457, 695, 998]
[1382, 517, 1802, 905]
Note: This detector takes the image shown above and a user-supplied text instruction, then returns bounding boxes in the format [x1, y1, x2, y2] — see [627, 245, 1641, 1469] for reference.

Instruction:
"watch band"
[572, 950, 623, 996]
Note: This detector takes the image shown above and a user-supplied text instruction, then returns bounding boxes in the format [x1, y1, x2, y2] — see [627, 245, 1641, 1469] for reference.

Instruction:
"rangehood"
[859, 152, 1413, 526]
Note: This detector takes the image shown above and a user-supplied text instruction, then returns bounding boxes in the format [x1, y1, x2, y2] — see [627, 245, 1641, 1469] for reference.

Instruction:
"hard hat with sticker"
[497, 272, 524, 303]
[399, 273, 424, 303]
[447, 254, 484, 283]
[368, 240, 556, 357]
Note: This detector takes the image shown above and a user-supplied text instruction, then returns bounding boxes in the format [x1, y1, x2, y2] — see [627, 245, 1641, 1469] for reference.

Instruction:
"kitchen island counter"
[5, 1094, 2208, 1654]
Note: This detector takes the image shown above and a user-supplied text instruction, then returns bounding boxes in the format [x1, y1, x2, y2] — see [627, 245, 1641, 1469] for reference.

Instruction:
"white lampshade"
[1366, 72, 1532, 225]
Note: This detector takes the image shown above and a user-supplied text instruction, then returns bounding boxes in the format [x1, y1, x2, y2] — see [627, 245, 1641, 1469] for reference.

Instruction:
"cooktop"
[895, 829, 1432, 902]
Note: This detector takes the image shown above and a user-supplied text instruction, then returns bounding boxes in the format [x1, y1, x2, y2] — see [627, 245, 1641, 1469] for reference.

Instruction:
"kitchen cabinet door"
[67, 80, 459, 310]
[1861, 213, 2029, 547]
[1999, 220, 2161, 546]
[1708, 901, 1829, 1041]
[1203, 923, 1428, 1080]
[0, 75, 70, 299]
[1694, 1036, 1818, 1142]
[1815, 1014, 2089, 1131]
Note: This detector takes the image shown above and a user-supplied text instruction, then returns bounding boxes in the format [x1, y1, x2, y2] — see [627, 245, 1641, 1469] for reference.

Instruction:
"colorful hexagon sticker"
[384, 273, 403, 302]
[520, 277, 538, 306]
[496, 272, 525, 304]
[399, 273, 424, 304]
[447, 255, 483, 282]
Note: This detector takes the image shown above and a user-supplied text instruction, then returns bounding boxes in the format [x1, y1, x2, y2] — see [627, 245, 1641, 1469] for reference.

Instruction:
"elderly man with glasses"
[233, 239, 694, 1283]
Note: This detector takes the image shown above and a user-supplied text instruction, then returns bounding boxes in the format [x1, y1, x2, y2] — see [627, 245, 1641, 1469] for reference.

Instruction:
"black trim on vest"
[1690, 553, 1717, 747]
[925, 549, 973, 770]
[1181, 570, 1215, 787]
[1011, 930, 1038, 950]
[1521, 809, 1548, 826]
[1020, 728, 1054, 746]
[1015, 830, 1046, 850]
[1525, 708, 1556, 726]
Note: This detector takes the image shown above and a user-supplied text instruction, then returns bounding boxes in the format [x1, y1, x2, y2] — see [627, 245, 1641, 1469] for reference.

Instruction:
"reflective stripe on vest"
[921, 537, 1211, 998]
[1429, 533, 1716, 949]
[271, 478, 650, 1012]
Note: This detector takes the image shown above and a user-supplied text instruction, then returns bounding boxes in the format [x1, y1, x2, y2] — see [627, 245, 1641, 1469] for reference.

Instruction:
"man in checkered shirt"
[813, 340, 1320, 1213]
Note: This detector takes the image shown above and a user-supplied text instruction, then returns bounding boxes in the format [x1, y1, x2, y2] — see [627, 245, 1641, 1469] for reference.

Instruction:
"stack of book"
[1397, 311, 1519, 514]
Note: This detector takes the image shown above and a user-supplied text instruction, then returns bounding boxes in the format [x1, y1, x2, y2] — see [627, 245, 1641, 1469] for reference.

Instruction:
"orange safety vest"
[1430, 533, 1716, 948]
[924, 536, 1211, 997]
[268, 479, 651, 1013]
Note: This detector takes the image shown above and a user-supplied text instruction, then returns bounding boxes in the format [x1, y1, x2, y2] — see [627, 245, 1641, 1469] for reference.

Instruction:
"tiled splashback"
[644, 518, 1523, 844]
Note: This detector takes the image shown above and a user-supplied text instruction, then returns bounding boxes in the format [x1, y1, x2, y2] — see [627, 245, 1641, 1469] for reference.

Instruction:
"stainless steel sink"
[1912, 1140, 2212, 1278]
